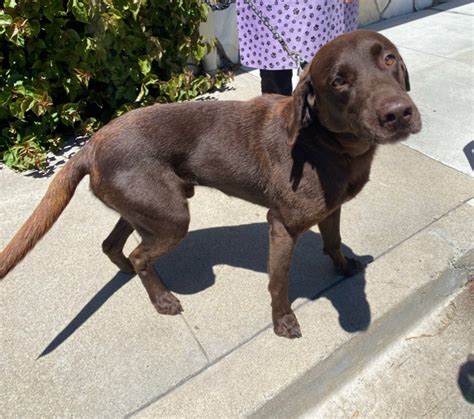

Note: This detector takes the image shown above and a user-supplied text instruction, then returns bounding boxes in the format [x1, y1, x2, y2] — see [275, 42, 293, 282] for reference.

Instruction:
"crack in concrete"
[181, 314, 211, 365]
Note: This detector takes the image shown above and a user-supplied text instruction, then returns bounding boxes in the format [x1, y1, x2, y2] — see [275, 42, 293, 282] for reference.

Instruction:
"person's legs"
[260, 69, 293, 96]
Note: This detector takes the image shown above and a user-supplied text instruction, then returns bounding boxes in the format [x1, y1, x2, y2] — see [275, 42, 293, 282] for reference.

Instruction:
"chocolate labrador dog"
[0, 30, 421, 338]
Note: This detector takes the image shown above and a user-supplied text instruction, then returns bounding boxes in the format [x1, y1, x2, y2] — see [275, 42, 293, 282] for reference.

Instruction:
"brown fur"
[0, 31, 421, 338]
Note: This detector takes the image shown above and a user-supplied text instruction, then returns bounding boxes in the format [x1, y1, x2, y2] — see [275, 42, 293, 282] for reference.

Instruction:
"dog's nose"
[378, 98, 413, 128]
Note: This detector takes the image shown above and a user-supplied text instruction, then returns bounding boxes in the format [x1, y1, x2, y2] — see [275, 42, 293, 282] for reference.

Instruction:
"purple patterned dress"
[236, 0, 359, 70]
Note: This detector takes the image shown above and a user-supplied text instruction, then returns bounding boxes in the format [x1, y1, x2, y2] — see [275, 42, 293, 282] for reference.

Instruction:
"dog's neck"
[331, 132, 375, 157]
[278, 96, 375, 158]
[299, 120, 375, 158]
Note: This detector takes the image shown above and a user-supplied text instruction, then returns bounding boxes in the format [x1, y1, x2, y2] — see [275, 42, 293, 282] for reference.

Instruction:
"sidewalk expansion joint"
[181, 314, 211, 364]
[125, 320, 278, 417]
[125, 200, 470, 417]
[124, 363, 210, 418]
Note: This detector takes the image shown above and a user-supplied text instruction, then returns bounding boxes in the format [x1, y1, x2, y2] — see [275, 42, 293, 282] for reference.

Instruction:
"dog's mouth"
[360, 112, 422, 145]
[375, 123, 421, 144]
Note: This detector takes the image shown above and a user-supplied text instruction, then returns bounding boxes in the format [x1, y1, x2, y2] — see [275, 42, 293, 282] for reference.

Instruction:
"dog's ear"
[288, 70, 315, 147]
[400, 57, 411, 91]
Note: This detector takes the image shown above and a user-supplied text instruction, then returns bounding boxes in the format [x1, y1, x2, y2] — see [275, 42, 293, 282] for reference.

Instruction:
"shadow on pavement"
[38, 272, 134, 358]
[463, 141, 474, 171]
[457, 354, 474, 404]
[39, 223, 373, 357]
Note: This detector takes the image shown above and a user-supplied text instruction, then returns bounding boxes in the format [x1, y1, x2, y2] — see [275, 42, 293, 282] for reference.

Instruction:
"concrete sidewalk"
[1, 1, 473, 417]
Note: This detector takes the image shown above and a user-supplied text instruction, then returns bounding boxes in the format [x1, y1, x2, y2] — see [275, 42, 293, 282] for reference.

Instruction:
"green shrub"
[0, 0, 229, 170]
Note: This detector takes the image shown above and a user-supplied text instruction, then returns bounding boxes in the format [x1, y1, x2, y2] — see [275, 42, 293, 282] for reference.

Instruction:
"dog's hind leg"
[122, 176, 190, 316]
[95, 165, 190, 314]
[129, 235, 185, 315]
[129, 213, 189, 315]
[102, 217, 135, 273]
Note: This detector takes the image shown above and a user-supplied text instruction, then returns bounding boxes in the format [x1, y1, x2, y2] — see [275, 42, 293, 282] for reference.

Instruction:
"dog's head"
[289, 30, 421, 146]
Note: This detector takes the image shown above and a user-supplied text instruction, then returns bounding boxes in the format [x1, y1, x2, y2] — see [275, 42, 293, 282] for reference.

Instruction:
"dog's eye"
[385, 54, 397, 66]
[331, 77, 347, 87]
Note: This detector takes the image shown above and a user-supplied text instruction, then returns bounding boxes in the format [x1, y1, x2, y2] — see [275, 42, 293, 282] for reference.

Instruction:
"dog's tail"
[0, 144, 91, 279]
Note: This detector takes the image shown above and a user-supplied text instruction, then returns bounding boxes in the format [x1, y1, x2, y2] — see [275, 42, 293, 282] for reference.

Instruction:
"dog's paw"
[274, 312, 302, 339]
[154, 292, 183, 315]
[336, 257, 364, 277]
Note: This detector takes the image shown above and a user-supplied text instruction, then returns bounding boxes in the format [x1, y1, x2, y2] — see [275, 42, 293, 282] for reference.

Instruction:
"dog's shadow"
[39, 223, 373, 357]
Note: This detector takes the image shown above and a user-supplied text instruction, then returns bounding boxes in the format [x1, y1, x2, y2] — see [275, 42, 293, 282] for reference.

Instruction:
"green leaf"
[67, 0, 89, 23]
[20, 96, 35, 115]
[4, 0, 17, 9]
[80, 117, 99, 135]
[0, 13, 13, 26]
[138, 57, 151, 75]
[3, 138, 47, 171]
[58, 103, 81, 126]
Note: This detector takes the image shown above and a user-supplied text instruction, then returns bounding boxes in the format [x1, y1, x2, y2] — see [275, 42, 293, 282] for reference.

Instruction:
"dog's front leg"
[267, 210, 302, 339]
[318, 207, 363, 277]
